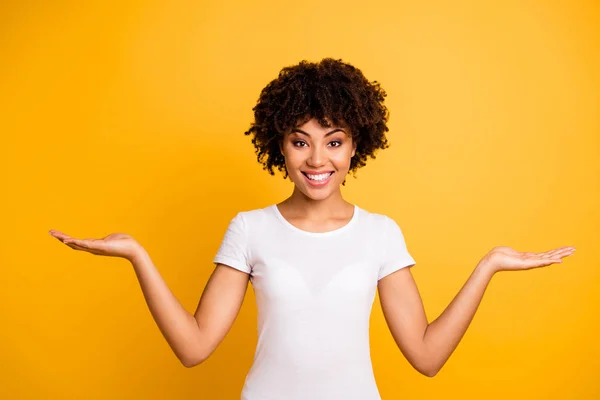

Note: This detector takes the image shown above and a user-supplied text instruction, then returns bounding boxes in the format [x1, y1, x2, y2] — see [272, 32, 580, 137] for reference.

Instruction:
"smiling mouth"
[301, 171, 334, 182]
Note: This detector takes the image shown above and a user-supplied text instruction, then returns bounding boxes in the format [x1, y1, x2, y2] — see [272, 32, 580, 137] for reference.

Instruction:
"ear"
[351, 140, 357, 157]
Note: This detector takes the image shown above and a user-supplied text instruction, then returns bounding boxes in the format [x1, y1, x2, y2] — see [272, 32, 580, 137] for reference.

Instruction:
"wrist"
[128, 244, 148, 264]
[476, 257, 499, 277]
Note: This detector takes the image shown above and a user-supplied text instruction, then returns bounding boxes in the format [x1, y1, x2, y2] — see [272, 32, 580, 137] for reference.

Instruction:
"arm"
[378, 245, 574, 377]
[49, 228, 251, 368]
[378, 261, 494, 377]
[131, 248, 249, 368]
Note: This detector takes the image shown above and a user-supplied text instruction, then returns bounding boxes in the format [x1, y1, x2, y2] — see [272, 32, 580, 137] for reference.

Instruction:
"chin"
[303, 191, 333, 201]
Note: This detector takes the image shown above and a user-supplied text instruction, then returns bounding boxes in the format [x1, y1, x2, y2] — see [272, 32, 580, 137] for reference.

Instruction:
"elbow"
[417, 344, 441, 377]
[420, 367, 439, 378]
[181, 358, 198, 368]
[180, 347, 210, 368]
[181, 353, 206, 368]
[416, 358, 440, 377]
[180, 329, 211, 368]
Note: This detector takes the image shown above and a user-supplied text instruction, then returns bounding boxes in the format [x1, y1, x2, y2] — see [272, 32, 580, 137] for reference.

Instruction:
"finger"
[526, 251, 554, 260]
[555, 247, 575, 254]
[49, 230, 72, 241]
[537, 256, 564, 263]
[554, 251, 575, 260]
[546, 247, 572, 254]
[64, 242, 87, 251]
[540, 248, 574, 258]
[64, 241, 101, 255]
[541, 248, 563, 256]
[63, 238, 90, 248]
[539, 254, 568, 263]
[529, 256, 563, 267]
[553, 248, 576, 258]
[67, 238, 107, 253]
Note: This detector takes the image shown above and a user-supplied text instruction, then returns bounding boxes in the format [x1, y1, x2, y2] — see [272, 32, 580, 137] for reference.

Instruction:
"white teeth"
[306, 172, 332, 181]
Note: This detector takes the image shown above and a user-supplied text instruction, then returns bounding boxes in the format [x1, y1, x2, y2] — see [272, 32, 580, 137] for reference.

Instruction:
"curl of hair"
[244, 58, 391, 184]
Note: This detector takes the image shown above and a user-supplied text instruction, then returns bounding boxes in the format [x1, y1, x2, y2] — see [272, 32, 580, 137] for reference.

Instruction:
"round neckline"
[271, 204, 359, 237]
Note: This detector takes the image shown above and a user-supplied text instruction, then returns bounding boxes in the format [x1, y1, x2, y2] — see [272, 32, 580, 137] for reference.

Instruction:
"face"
[279, 118, 357, 201]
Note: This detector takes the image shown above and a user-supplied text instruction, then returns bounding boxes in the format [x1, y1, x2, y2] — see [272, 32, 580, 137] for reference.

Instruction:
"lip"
[302, 171, 334, 187]
[302, 170, 334, 174]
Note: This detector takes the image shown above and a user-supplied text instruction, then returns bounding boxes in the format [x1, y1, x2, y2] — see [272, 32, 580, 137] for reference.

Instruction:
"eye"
[292, 140, 307, 147]
[329, 140, 342, 147]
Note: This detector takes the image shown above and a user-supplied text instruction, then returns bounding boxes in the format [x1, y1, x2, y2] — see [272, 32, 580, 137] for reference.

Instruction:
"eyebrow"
[291, 128, 345, 137]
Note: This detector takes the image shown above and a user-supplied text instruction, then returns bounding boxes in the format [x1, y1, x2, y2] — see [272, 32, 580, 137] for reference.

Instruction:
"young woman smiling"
[49, 58, 575, 400]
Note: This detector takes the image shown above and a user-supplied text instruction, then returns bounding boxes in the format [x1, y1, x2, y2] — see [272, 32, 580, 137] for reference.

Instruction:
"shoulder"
[356, 206, 410, 242]
[228, 205, 274, 229]
[356, 205, 396, 228]
[236, 205, 271, 220]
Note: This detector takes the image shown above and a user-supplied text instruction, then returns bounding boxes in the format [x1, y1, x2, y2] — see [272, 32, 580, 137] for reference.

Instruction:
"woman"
[49, 58, 575, 400]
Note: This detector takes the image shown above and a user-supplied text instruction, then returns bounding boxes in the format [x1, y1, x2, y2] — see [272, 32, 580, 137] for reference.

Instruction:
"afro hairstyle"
[244, 57, 392, 184]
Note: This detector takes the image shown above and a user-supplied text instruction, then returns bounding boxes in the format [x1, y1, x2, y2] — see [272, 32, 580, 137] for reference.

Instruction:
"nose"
[307, 146, 326, 167]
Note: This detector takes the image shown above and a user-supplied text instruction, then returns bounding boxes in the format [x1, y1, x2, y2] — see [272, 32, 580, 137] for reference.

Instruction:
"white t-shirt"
[213, 204, 416, 400]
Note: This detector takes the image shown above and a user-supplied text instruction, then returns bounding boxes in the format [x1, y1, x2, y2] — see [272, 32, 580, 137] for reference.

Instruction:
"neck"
[280, 186, 351, 219]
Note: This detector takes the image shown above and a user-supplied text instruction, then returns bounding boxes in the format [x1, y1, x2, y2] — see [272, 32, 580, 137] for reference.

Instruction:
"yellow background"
[1, 0, 598, 399]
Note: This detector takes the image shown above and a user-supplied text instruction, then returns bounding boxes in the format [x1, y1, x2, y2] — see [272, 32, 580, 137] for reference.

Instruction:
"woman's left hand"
[482, 245, 576, 273]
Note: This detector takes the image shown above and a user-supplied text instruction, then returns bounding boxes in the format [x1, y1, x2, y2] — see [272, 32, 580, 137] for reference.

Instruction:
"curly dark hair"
[244, 57, 391, 183]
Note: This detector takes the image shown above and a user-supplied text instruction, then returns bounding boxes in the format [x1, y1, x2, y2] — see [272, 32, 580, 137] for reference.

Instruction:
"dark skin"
[48, 120, 576, 373]
[276, 118, 357, 232]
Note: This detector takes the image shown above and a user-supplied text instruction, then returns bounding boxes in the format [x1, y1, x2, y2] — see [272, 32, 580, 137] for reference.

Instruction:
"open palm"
[485, 245, 576, 272]
[48, 230, 141, 261]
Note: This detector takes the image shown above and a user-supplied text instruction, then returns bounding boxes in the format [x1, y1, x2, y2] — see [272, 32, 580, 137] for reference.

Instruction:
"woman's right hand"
[49, 230, 143, 262]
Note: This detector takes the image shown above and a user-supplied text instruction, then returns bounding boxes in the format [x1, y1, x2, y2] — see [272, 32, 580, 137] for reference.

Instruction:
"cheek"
[282, 152, 305, 178]
[333, 151, 353, 167]
[283, 150, 302, 168]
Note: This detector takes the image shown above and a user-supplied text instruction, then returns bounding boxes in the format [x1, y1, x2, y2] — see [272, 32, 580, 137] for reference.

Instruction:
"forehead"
[290, 118, 350, 135]
[296, 117, 345, 128]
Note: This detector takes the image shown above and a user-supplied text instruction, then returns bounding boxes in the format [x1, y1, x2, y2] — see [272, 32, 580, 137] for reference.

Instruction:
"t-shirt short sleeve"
[378, 216, 416, 280]
[213, 212, 252, 274]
